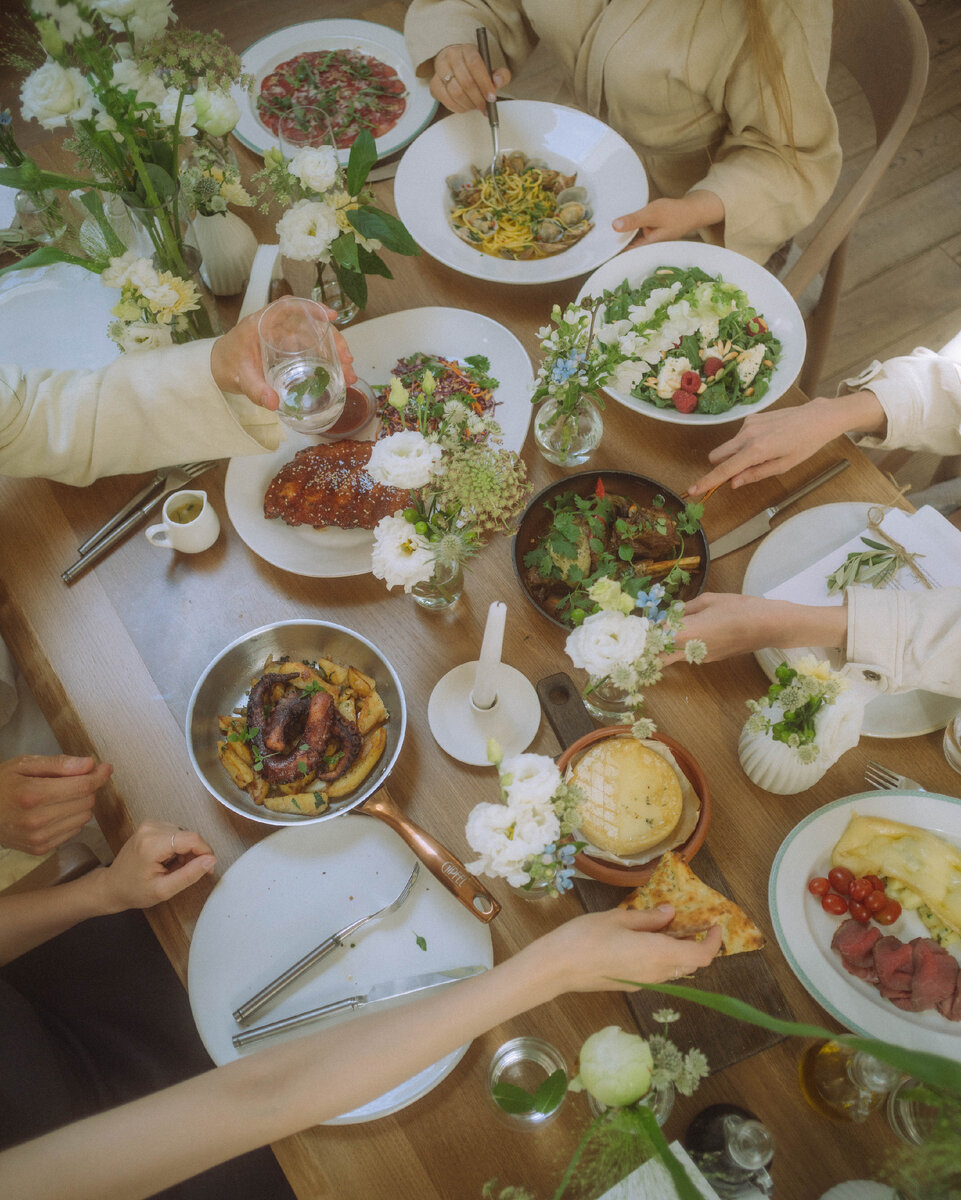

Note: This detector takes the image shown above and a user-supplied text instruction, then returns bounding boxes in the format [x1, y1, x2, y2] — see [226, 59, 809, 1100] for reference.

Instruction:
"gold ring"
[443, 72, 453, 84]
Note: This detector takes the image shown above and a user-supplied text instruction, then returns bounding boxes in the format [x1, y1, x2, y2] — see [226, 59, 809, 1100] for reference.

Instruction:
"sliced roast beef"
[910, 937, 960, 1013]
[937, 979, 961, 1022]
[831, 920, 882, 969]
[874, 937, 914, 1000]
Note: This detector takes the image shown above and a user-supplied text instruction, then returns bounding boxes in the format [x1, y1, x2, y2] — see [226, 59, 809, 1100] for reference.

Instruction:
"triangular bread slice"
[620, 851, 765, 956]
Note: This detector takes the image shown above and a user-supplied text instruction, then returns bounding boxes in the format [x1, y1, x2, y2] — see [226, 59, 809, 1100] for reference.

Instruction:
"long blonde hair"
[743, 0, 798, 145]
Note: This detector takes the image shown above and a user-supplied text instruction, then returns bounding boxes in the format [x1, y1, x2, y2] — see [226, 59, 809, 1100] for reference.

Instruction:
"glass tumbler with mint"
[258, 296, 346, 433]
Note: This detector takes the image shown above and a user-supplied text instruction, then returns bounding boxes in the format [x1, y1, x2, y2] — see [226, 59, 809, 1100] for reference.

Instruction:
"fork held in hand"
[233, 860, 421, 1025]
[864, 761, 924, 792]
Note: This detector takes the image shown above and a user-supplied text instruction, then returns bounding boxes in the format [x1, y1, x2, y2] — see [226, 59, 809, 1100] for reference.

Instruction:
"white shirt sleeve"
[845, 586, 961, 697]
[839, 348, 961, 456]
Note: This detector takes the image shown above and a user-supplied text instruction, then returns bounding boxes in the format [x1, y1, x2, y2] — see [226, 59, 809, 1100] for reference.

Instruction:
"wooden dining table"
[3, 14, 960, 1196]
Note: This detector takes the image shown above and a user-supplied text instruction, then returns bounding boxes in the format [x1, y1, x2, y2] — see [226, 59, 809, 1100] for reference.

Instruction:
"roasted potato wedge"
[357, 691, 388, 735]
[317, 657, 348, 686]
[348, 666, 374, 698]
[218, 742, 255, 788]
[336, 695, 356, 723]
[326, 727, 386, 798]
[264, 790, 329, 815]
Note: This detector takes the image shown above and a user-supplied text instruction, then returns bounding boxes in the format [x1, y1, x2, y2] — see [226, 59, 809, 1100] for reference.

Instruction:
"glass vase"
[14, 189, 66, 244]
[588, 1080, 676, 1127]
[534, 394, 603, 468]
[153, 244, 222, 343]
[581, 677, 634, 725]
[488, 1036, 568, 1129]
[411, 556, 464, 611]
[312, 260, 361, 327]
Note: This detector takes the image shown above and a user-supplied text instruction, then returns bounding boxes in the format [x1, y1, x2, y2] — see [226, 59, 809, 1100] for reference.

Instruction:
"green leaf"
[414, 932, 427, 952]
[332, 259, 368, 309]
[0, 247, 100, 276]
[532, 1069, 567, 1115]
[75, 190, 127, 258]
[347, 206, 419, 256]
[346, 128, 378, 196]
[142, 161, 177, 200]
[329, 231, 360, 270]
[357, 244, 393, 279]
[633, 1104, 703, 1200]
[491, 1082, 535, 1114]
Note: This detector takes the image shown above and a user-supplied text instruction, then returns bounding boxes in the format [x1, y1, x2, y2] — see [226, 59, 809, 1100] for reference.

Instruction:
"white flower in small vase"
[367, 430, 443, 491]
[370, 514, 436, 593]
[287, 146, 339, 195]
[566, 610, 650, 680]
[276, 198, 339, 263]
[20, 61, 95, 129]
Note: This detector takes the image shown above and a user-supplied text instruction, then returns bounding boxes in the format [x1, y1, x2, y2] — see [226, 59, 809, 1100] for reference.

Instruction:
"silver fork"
[233, 860, 421, 1025]
[475, 27, 505, 204]
[62, 460, 217, 584]
[864, 761, 924, 791]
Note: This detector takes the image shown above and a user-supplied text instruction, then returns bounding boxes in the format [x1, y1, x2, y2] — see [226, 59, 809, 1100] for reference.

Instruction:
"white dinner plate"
[576, 242, 806, 425]
[224, 306, 533, 576]
[394, 100, 646, 285]
[0, 262, 117, 369]
[188, 815, 493, 1123]
[769, 790, 961, 1060]
[231, 20, 436, 163]
[742, 502, 960, 738]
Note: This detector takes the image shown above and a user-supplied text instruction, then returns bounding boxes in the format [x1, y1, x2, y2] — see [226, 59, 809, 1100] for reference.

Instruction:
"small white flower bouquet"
[464, 742, 585, 896]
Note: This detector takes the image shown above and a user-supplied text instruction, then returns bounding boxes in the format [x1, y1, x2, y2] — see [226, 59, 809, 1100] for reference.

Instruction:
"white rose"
[110, 59, 166, 108]
[566, 610, 650, 679]
[276, 198, 339, 263]
[370, 514, 435, 593]
[91, 0, 174, 43]
[500, 753, 562, 812]
[366, 430, 442, 490]
[20, 61, 94, 129]
[49, 3, 93, 42]
[101, 251, 146, 289]
[157, 89, 197, 136]
[115, 320, 172, 353]
[193, 86, 240, 137]
[289, 146, 339, 195]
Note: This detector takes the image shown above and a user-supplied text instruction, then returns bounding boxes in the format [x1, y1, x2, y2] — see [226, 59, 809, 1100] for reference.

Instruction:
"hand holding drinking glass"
[258, 296, 347, 433]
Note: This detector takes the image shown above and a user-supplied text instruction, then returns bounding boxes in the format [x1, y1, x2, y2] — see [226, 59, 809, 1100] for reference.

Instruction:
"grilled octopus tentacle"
[315, 712, 363, 782]
[262, 693, 309, 752]
[259, 690, 335, 785]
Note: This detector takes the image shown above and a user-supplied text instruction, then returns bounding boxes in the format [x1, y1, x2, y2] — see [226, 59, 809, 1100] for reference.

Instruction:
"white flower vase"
[737, 721, 829, 795]
[189, 211, 258, 296]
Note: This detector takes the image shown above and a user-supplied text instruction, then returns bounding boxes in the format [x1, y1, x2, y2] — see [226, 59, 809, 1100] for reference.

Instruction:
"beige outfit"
[0, 339, 282, 487]
[839, 348, 961, 696]
[405, 0, 842, 263]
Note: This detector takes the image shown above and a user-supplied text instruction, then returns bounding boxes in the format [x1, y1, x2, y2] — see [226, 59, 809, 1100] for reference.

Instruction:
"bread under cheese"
[567, 737, 683, 855]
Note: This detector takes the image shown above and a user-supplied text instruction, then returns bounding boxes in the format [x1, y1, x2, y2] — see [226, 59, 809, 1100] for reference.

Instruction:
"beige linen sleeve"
[695, 0, 841, 263]
[845, 586, 961, 696]
[404, 0, 535, 78]
[0, 339, 283, 487]
[840, 349, 961, 456]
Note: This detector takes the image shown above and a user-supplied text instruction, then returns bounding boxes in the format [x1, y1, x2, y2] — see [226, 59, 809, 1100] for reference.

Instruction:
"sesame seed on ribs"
[264, 440, 408, 530]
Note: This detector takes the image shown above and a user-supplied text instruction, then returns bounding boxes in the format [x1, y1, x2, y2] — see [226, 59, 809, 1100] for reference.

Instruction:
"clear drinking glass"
[278, 105, 338, 157]
[258, 296, 346, 433]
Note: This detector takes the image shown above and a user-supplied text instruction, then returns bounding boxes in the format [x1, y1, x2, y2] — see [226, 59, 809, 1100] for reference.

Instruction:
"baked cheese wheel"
[567, 738, 683, 855]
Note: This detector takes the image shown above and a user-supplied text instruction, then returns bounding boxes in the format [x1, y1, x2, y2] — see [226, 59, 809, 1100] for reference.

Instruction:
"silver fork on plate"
[233, 860, 421, 1025]
[62, 460, 217, 584]
[864, 761, 925, 792]
[475, 27, 505, 203]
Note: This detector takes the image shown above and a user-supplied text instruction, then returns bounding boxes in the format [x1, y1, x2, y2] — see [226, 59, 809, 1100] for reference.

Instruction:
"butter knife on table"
[232, 965, 487, 1049]
[708, 460, 850, 560]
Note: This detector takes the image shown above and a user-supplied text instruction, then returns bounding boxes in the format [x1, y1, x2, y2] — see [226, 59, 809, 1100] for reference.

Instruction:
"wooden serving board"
[536, 673, 794, 1073]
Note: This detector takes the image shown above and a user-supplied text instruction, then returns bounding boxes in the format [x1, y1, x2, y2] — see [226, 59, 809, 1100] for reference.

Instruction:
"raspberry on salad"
[680, 370, 701, 392]
[672, 388, 698, 413]
[702, 356, 724, 378]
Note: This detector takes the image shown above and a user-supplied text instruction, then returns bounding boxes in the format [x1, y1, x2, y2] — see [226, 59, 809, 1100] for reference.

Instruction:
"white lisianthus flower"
[101, 251, 146, 289]
[156, 89, 197, 136]
[509, 801, 560, 853]
[367, 430, 442, 490]
[114, 320, 173, 353]
[610, 360, 647, 394]
[570, 1026, 653, 1106]
[47, 3, 93, 42]
[288, 146, 339, 195]
[370, 514, 435, 592]
[464, 803, 541, 886]
[588, 577, 634, 614]
[20, 61, 94, 129]
[276, 198, 339, 262]
[111, 59, 166, 108]
[566, 610, 650, 679]
[91, 0, 174, 43]
[193, 85, 240, 137]
[499, 753, 562, 812]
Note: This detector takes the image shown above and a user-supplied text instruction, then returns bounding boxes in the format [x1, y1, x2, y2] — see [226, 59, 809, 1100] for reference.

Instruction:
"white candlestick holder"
[428, 661, 541, 766]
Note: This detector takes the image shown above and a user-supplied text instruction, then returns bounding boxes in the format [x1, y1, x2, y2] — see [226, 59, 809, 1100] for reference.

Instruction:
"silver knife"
[708, 460, 850, 560]
[232, 965, 487, 1049]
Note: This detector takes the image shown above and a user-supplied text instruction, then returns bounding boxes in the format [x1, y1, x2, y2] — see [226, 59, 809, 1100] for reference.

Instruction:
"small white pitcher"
[145, 490, 220, 553]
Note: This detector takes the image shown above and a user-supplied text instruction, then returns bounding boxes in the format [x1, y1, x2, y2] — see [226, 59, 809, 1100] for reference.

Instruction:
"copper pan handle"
[360, 789, 500, 924]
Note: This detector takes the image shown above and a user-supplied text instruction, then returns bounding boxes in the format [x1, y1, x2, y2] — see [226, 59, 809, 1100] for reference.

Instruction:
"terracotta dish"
[557, 726, 711, 887]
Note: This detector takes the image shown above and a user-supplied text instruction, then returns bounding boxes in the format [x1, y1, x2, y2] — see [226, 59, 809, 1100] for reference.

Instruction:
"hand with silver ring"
[430, 42, 511, 113]
[95, 820, 217, 914]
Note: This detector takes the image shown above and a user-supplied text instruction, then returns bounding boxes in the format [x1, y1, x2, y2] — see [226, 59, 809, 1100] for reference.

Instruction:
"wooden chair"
[782, 0, 929, 396]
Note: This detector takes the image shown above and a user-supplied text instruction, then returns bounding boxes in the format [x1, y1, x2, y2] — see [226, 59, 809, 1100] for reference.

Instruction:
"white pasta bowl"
[394, 100, 647, 285]
[577, 241, 807, 425]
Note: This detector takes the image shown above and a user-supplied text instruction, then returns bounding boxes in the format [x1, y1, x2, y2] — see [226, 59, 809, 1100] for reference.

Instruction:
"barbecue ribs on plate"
[264, 440, 408, 530]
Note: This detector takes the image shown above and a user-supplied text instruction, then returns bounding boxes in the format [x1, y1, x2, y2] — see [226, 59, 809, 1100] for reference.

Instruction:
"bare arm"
[665, 592, 848, 663]
[687, 390, 886, 497]
[0, 908, 720, 1200]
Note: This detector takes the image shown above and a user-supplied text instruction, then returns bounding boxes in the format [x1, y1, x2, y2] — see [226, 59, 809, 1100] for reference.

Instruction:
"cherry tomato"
[865, 874, 884, 892]
[849, 901, 871, 924]
[849, 877, 874, 902]
[828, 866, 855, 896]
[875, 900, 902, 926]
[821, 893, 849, 916]
[865, 889, 888, 913]
[807, 876, 830, 896]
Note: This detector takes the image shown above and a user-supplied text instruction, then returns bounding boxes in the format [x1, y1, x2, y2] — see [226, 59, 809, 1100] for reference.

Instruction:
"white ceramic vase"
[190, 211, 258, 296]
[737, 703, 828, 795]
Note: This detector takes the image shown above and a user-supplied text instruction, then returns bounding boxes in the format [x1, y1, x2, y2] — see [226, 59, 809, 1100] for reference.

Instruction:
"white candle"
[471, 601, 506, 710]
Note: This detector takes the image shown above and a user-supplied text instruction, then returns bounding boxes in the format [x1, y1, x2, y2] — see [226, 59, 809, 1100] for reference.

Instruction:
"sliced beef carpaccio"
[832, 920, 881, 980]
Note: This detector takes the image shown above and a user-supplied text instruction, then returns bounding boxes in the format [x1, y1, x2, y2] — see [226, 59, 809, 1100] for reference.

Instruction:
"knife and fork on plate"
[61, 459, 216, 583]
[231, 861, 487, 1048]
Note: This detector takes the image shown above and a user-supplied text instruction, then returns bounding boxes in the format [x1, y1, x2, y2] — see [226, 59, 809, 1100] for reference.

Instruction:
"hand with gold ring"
[429, 41, 511, 113]
[93, 819, 216, 914]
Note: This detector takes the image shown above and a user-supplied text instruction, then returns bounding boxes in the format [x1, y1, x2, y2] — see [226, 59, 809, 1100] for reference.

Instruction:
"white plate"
[225, 306, 533, 576]
[0, 262, 117, 370]
[576, 242, 806, 425]
[769, 790, 961, 1059]
[394, 100, 646, 285]
[232, 20, 436, 163]
[742, 502, 960, 738]
[188, 816, 493, 1122]
[0, 185, 17, 230]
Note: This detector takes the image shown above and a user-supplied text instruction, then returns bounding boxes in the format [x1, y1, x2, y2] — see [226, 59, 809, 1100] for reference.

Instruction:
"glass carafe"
[799, 1040, 901, 1122]
[684, 1103, 775, 1197]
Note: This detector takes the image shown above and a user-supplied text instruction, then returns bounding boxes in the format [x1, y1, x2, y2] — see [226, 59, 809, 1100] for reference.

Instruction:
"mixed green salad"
[595, 265, 783, 416]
